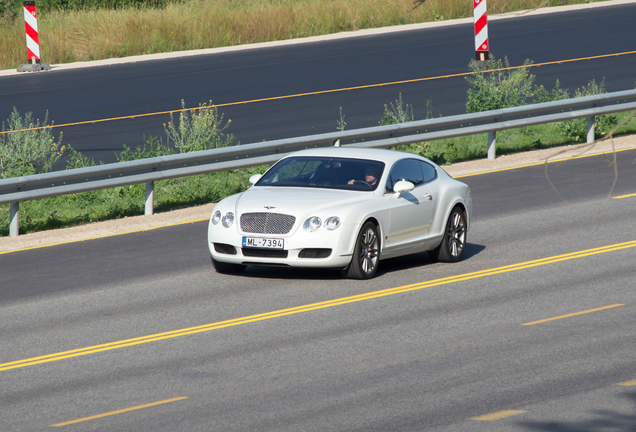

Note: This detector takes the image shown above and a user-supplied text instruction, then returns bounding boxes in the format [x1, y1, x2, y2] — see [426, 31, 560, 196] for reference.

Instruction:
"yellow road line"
[2, 239, 636, 373]
[613, 192, 636, 199]
[469, 410, 527, 421]
[2, 50, 635, 135]
[614, 379, 636, 386]
[522, 304, 625, 326]
[50, 397, 188, 427]
[0, 218, 210, 256]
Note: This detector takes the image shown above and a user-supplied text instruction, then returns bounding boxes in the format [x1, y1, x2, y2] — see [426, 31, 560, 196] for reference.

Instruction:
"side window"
[386, 159, 424, 191]
[419, 161, 437, 183]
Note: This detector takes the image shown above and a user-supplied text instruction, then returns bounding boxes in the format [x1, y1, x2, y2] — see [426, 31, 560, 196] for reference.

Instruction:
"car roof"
[285, 147, 425, 165]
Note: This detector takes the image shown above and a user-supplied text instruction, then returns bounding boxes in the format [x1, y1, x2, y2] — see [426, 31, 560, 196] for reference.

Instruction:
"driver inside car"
[348, 165, 380, 186]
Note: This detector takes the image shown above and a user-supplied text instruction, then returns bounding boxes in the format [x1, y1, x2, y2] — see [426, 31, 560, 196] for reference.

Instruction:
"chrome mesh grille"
[240, 212, 296, 234]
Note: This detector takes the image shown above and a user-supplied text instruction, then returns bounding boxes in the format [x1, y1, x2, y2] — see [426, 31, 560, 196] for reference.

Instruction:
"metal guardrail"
[2, 89, 636, 236]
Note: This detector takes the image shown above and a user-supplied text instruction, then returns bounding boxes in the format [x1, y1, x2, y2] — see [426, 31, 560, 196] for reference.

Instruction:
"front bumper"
[208, 219, 357, 269]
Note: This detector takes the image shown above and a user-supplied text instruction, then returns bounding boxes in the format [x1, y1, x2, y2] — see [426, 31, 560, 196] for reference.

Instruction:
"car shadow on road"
[375, 242, 486, 276]
[235, 243, 486, 281]
[517, 388, 636, 432]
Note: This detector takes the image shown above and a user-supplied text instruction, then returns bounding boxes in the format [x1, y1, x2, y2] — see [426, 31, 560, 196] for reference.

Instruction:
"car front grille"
[241, 248, 289, 258]
[240, 212, 296, 234]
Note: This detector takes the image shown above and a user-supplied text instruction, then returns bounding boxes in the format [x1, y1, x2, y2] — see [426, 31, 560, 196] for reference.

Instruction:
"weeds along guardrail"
[2, 88, 636, 237]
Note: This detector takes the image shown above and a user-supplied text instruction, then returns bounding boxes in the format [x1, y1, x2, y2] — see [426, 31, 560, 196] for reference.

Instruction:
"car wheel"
[342, 221, 380, 280]
[211, 256, 247, 274]
[429, 207, 467, 263]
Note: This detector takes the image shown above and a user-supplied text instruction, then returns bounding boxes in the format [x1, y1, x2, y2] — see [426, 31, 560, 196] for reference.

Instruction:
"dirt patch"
[2, 135, 634, 253]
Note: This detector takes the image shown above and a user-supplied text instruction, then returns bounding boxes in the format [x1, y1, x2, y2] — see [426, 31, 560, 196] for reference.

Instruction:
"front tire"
[429, 207, 467, 263]
[211, 256, 247, 274]
[342, 221, 380, 280]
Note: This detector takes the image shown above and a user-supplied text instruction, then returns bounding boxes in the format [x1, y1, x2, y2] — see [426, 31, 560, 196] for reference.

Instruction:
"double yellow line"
[2, 238, 635, 373]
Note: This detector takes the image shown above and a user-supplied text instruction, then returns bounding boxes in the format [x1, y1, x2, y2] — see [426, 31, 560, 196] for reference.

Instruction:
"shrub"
[65, 145, 99, 169]
[379, 93, 414, 125]
[559, 79, 617, 141]
[0, 107, 65, 179]
[336, 107, 346, 131]
[164, 100, 236, 153]
[465, 56, 535, 113]
[533, 79, 569, 104]
[117, 135, 174, 162]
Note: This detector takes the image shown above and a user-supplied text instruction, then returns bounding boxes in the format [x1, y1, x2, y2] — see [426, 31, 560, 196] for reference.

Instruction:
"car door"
[419, 160, 441, 240]
[383, 158, 435, 252]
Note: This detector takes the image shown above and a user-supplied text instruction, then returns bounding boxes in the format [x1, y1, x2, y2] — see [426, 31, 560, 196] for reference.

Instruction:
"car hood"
[235, 186, 371, 218]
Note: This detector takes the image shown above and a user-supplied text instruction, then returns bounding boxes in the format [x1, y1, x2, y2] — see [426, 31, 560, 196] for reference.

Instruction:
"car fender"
[334, 197, 390, 255]
[429, 185, 471, 239]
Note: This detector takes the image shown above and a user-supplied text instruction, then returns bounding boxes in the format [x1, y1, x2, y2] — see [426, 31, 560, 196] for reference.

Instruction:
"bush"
[65, 145, 99, 169]
[164, 100, 236, 153]
[0, 107, 65, 179]
[116, 135, 174, 162]
[379, 93, 414, 125]
[465, 56, 535, 113]
[559, 79, 617, 141]
[533, 79, 569, 104]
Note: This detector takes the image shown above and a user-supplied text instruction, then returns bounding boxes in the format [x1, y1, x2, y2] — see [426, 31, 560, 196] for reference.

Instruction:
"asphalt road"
[1, 2, 636, 164]
[1, 148, 635, 431]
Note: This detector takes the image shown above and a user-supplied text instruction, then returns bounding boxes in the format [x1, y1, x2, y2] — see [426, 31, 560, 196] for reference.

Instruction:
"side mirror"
[393, 180, 414, 199]
[249, 174, 262, 185]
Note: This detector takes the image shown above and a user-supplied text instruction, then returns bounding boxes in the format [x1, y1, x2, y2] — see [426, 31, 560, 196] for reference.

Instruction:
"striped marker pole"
[23, 1, 40, 64]
[473, 0, 489, 62]
[17, 1, 50, 71]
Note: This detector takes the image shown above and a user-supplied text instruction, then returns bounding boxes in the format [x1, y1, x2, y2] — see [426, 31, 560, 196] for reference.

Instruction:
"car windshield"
[256, 157, 385, 191]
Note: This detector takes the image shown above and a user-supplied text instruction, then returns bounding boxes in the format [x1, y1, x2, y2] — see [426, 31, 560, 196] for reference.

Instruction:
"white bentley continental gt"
[208, 147, 472, 279]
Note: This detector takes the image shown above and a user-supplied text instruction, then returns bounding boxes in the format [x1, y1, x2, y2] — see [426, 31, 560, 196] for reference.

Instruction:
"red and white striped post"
[23, 1, 40, 64]
[17, 0, 50, 71]
[473, 0, 489, 62]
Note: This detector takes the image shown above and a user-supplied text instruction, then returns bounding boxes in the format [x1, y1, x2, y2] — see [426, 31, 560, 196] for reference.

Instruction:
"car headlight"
[212, 210, 221, 225]
[222, 212, 235, 228]
[325, 216, 341, 230]
[303, 216, 322, 232]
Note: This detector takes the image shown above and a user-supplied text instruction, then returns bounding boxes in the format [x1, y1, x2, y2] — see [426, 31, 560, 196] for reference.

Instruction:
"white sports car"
[208, 147, 472, 279]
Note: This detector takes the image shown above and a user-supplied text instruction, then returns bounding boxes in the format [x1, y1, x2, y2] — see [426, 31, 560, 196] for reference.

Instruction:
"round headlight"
[212, 210, 221, 225]
[222, 212, 235, 228]
[303, 216, 322, 232]
[325, 216, 341, 230]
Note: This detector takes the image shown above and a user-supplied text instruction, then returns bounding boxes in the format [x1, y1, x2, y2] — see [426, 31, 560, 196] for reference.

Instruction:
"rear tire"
[342, 222, 380, 280]
[211, 256, 247, 274]
[429, 207, 467, 263]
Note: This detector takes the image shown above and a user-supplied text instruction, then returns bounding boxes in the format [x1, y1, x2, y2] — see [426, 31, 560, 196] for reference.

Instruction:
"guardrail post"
[487, 131, 496, 160]
[10, 202, 19, 237]
[145, 182, 154, 215]
[587, 116, 595, 144]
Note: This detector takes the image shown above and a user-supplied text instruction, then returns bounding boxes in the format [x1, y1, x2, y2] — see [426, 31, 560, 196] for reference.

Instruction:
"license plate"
[242, 237, 284, 249]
